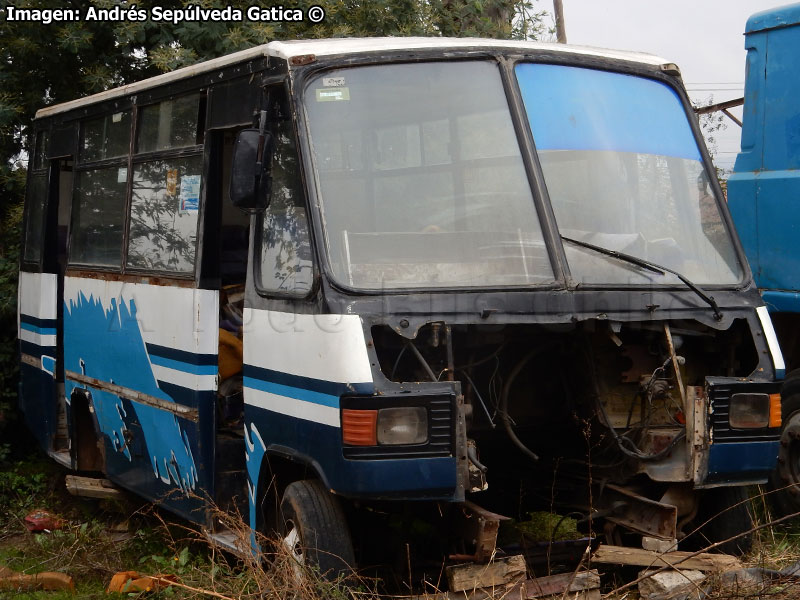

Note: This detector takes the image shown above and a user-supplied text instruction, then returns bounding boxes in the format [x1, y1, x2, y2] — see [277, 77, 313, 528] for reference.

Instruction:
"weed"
[0, 466, 46, 512]
[0, 452, 379, 599]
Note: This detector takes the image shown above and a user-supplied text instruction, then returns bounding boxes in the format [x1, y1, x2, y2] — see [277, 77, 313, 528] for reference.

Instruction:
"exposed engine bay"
[368, 317, 759, 546]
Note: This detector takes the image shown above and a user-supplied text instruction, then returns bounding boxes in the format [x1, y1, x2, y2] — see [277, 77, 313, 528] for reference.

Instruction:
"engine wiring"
[583, 343, 687, 462]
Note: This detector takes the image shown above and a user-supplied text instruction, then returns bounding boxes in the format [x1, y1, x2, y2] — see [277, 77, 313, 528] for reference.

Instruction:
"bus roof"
[35, 37, 672, 120]
[746, 2, 800, 34]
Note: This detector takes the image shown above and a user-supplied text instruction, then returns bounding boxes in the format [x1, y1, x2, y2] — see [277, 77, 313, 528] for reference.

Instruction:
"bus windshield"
[516, 63, 743, 286]
[304, 61, 554, 290]
[304, 60, 743, 291]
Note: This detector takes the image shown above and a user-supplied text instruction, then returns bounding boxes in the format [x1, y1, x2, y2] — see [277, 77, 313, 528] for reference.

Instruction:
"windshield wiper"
[561, 235, 723, 321]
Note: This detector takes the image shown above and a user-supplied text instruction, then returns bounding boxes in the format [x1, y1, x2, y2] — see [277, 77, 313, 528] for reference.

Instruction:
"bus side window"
[22, 130, 50, 265]
[126, 95, 205, 273]
[70, 111, 131, 268]
[256, 98, 313, 296]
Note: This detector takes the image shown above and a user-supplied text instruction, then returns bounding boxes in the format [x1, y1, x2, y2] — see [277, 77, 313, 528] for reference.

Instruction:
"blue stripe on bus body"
[243, 363, 373, 399]
[20, 321, 57, 336]
[243, 376, 340, 408]
[246, 405, 458, 500]
[158, 380, 216, 411]
[148, 353, 218, 376]
[20, 314, 58, 329]
[145, 343, 217, 366]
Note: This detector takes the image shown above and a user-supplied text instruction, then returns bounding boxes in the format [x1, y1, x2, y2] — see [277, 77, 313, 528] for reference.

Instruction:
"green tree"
[1, 0, 548, 178]
[696, 95, 731, 189]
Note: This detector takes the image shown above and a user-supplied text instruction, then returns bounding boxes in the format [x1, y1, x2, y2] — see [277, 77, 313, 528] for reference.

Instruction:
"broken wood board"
[65, 475, 124, 499]
[520, 570, 601, 599]
[0, 566, 74, 592]
[410, 569, 600, 600]
[592, 545, 742, 573]
[446, 555, 526, 592]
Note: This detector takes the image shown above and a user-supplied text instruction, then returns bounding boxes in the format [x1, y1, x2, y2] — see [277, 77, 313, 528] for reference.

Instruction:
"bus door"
[18, 130, 61, 454]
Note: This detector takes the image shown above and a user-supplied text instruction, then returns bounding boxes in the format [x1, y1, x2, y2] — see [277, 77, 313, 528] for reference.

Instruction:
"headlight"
[729, 393, 770, 429]
[377, 407, 428, 445]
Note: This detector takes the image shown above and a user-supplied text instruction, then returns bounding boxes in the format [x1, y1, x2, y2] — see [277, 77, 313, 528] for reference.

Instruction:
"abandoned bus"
[18, 38, 785, 576]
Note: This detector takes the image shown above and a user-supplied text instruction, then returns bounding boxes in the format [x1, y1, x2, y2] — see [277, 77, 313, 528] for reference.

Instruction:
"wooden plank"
[446, 555, 526, 593]
[591, 545, 742, 573]
[407, 569, 600, 600]
[65, 475, 125, 500]
[0, 570, 74, 592]
[520, 570, 601, 598]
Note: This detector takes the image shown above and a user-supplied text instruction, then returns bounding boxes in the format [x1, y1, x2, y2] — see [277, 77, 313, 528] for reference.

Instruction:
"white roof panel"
[36, 37, 672, 119]
[267, 37, 669, 65]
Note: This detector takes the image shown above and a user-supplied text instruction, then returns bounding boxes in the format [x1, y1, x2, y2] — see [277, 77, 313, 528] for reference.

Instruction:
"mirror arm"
[255, 109, 269, 179]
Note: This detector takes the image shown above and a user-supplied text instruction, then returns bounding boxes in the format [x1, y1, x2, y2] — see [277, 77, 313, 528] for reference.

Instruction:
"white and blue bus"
[18, 38, 786, 576]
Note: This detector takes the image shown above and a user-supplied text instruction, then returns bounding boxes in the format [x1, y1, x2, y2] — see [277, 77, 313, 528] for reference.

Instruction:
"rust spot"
[66, 269, 195, 288]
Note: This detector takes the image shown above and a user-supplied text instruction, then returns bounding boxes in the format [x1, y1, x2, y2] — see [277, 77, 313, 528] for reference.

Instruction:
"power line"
[686, 87, 744, 91]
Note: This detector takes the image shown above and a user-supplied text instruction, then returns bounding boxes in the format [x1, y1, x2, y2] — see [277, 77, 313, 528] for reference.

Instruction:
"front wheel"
[689, 486, 753, 556]
[769, 384, 800, 515]
[279, 479, 356, 581]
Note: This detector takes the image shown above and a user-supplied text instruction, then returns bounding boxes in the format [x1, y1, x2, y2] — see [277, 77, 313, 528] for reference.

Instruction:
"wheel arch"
[255, 446, 328, 533]
[68, 386, 106, 473]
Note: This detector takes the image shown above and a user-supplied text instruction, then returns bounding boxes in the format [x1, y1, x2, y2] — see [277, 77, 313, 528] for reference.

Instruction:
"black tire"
[691, 486, 753, 556]
[768, 369, 800, 516]
[780, 369, 800, 399]
[278, 479, 356, 581]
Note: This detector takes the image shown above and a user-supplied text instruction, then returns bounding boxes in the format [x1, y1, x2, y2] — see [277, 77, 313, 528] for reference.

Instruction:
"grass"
[7, 452, 800, 599]
[0, 453, 377, 599]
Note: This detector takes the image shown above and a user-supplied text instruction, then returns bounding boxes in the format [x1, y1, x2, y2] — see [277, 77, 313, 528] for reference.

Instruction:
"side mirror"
[229, 128, 273, 212]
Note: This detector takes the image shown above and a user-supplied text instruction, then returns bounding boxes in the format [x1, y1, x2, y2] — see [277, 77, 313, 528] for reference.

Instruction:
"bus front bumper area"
[703, 440, 780, 485]
[245, 398, 464, 503]
[701, 377, 782, 486]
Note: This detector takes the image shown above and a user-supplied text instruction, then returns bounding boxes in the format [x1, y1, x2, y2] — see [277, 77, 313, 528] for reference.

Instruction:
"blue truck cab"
[728, 2, 800, 510]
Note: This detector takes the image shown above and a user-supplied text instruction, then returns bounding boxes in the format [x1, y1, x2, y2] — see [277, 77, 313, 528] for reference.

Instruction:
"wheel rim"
[282, 522, 305, 580]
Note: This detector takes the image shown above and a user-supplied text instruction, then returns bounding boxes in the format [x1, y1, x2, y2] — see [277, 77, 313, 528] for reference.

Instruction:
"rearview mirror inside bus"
[229, 128, 272, 212]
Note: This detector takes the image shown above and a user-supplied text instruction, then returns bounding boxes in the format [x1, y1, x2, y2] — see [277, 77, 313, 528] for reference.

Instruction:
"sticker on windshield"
[322, 77, 345, 87]
[316, 87, 350, 102]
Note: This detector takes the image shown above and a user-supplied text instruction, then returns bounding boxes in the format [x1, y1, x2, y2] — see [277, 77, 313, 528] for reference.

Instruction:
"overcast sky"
[555, 0, 792, 172]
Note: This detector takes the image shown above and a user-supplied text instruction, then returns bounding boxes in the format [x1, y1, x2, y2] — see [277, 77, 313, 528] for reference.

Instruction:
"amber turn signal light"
[769, 393, 782, 428]
[342, 409, 378, 446]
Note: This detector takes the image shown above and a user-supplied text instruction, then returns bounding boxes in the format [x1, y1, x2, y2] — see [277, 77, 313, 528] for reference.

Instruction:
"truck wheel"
[692, 486, 753, 556]
[770, 389, 800, 515]
[279, 479, 355, 581]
